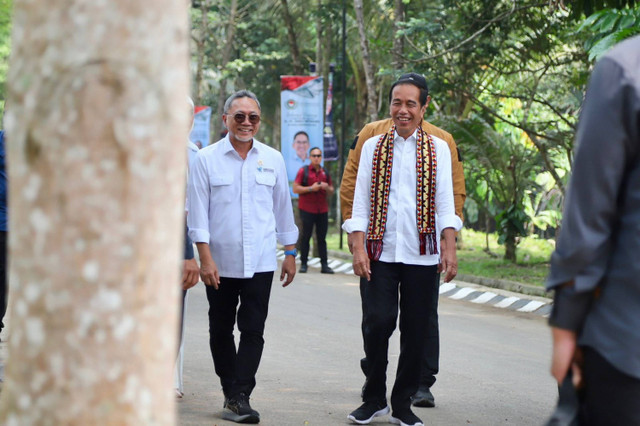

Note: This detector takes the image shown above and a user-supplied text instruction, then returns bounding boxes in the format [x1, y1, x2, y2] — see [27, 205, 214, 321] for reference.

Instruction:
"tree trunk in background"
[393, 0, 405, 70]
[280, 0, 304, 75]
[0, 1, 189, 424]
[214, 0, 238, 139]
[193, 0, 212, 105]
[354, 0, 378, 122]
[315, 0, 323, 75]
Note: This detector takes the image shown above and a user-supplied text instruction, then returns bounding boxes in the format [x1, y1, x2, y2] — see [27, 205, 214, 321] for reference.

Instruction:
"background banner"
[281, 76, 324, 197]
[323, 67, 339, 161]
[189, 105, 212, 148]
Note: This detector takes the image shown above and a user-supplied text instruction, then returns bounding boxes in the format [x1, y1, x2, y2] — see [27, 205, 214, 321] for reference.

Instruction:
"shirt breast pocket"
[210, 174, 234, 203]
[255, 171, 276, 205]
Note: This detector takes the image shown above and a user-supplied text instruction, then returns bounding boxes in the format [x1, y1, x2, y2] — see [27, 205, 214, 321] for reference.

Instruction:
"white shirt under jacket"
[187, 136, 299, 279]
[343, 129, 462, 266]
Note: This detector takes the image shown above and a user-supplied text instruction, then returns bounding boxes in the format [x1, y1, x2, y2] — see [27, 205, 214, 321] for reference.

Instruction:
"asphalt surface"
[176, 266, 557, 426]
[0, 259, 557, 425]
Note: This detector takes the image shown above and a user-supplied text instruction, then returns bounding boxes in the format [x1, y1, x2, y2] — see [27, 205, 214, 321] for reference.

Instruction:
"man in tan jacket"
[340, 75, 465, 410]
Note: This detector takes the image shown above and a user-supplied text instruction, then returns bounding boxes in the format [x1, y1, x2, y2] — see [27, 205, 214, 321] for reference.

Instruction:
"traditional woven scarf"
[366, 124, 438, 261]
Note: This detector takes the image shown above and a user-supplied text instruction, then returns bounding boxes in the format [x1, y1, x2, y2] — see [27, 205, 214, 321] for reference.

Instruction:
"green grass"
[326, 228, 554, 287]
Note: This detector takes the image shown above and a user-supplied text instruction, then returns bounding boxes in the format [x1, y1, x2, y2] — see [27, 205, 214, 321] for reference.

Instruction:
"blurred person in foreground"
[547, 35, 640, 425]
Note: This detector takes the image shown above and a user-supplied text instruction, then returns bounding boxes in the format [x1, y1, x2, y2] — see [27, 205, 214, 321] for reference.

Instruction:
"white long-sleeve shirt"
[187, 136, 299, 278]
[343, 129, 462, 266]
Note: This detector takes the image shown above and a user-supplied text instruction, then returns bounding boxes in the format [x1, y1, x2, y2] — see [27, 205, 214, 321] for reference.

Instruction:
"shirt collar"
[221, 135, 261, 156]
[393, 128, 419, 142]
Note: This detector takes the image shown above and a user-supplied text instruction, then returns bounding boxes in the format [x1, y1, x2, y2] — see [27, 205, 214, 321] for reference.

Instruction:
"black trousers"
[420, 273, 440, 388]
[360, 273, 440, 390]
[299, 210, 328, 265]
[361, 261, 439, 412]
[206, 272, 273, 398]
[580, 346, 640, 425]
[0, 231, 6, 333]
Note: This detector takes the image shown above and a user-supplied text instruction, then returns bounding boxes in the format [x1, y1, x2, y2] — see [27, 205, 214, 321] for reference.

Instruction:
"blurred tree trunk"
[214, 0, 238, 139]
[315, 0, 323, 75]
[354, 0, 378, 122]
[392, 0, 405, 70]
[280, 0, 304, 75]
[193, 0, 212, 105]
[0, 0, 189, 424]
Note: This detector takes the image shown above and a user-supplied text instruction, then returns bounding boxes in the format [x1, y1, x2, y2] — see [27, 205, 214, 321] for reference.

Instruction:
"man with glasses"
[188, 90, 298, 424]
[292, 147, 335, 274]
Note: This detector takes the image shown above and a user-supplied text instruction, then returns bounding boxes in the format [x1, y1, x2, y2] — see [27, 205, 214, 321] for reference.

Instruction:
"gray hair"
[223, 90, 261, 114]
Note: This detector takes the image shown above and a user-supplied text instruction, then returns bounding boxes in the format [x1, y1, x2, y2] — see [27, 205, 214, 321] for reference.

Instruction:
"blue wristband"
[284, 249, 298, 257]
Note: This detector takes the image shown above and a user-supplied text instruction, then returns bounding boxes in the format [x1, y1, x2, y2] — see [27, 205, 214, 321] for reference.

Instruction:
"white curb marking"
[494, 296, 520, 308]
[439, 282, 457, 294]
[449, 287, 476, 300]
[517, 300, 546, 313]
[471, 292, 498, 304]
[334, 263, 353, 273]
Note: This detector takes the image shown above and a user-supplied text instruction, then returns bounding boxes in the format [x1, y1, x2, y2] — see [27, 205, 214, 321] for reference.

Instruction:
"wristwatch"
[284, 249, 298, 257]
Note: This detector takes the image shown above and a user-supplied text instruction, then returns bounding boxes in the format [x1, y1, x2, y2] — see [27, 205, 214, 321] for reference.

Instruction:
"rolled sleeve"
[438, 213, 463, 232]
[343, 137, 376, 235]
[187, 152, 212, 244]
[273, 155, 299, 245]
[342, 217, 368, 234]
[434, 139, 460, 231]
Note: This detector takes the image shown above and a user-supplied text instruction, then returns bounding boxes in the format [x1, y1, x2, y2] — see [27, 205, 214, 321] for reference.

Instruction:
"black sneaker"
[411, 386, 435, 408]
[299, 264, 308, 273]
[390, 408, 424, 426]
[321, 265, 334, 274]
[222, 392, 260, 424]
[347, 401, 390, 424]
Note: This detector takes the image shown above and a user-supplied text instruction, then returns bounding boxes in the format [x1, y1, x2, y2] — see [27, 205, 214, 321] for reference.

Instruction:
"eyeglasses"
[310, 154, 322, 158]
[231, 112, 261, 124]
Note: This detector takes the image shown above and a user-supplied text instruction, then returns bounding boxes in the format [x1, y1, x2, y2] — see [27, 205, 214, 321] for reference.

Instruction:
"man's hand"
[280, 255, 296, 287]
[182, 258, 200, 291]
[347, 232, 360, 254]
[200, 258, 220, 289]
[353, 247, 371, 281]
[319, 181, 329, 190]
[313, 181, 322, 192]
[350, 232, 371, 281]
[551, 327, 583, 388]
[440, 229, 457, 282]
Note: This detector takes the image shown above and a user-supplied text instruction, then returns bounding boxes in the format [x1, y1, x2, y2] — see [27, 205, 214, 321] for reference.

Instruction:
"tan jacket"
[340, 118, 466, 222]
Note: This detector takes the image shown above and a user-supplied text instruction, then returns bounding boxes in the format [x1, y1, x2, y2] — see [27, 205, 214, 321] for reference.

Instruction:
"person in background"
[187, 90, 298, 424]
[292, 147, 334, 274]
[175, 97, 201, 398]
[546, 35, 640, 425]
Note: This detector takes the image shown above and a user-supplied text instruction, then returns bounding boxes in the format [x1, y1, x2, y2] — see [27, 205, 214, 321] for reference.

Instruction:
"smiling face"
[223, 96, 261, 145]
[293, 133, 310, 160]
[389, 84, 428, 139]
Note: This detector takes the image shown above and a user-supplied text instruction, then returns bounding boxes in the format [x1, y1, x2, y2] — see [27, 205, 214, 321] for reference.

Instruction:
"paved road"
[177, 268, 557, 426]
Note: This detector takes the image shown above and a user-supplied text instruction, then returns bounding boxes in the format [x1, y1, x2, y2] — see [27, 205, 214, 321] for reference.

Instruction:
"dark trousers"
[206, 272, 273, 398]
[0, 231, 6, 333]
[580, 346, 640, 425]
[361, 261, 439, 412]
[360, 273, 440, 390]
[299, 210, 328, 265]
[420, 273, 440, 388]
